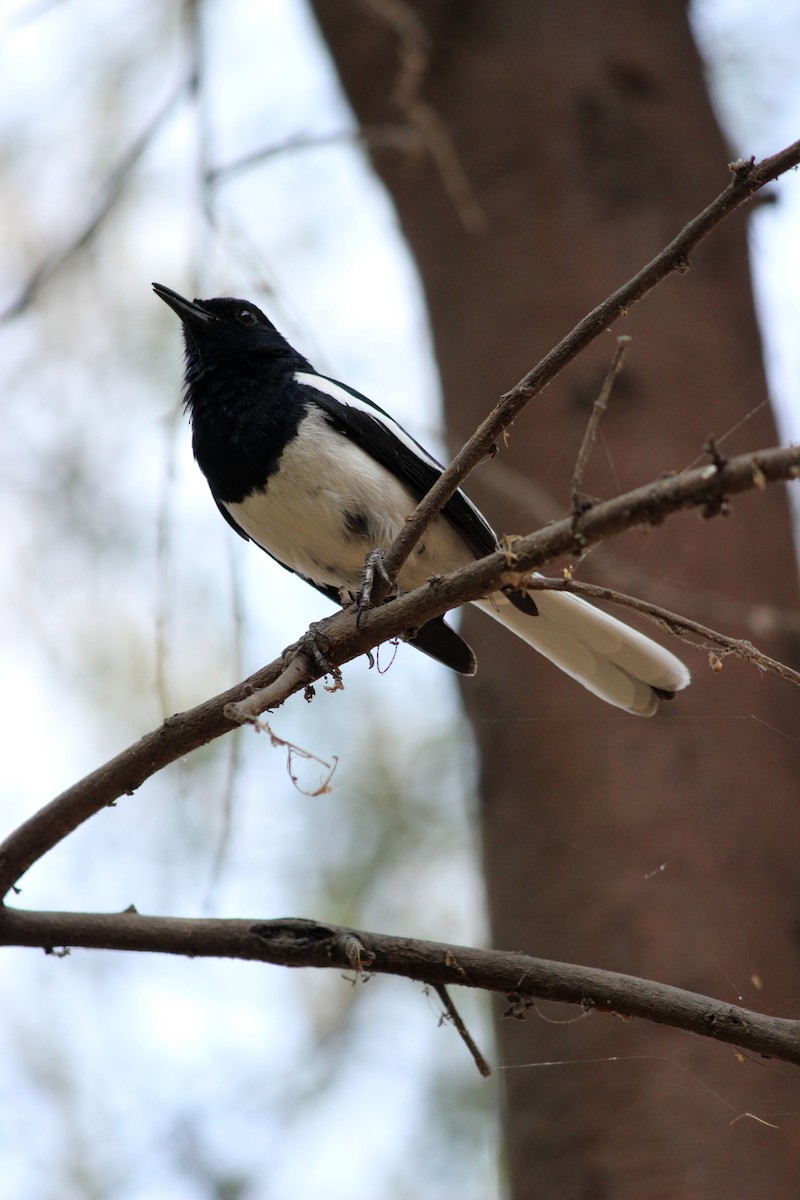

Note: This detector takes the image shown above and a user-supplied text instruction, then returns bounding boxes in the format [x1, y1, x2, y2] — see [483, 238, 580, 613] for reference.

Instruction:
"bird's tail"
[474, 585, 690, 716]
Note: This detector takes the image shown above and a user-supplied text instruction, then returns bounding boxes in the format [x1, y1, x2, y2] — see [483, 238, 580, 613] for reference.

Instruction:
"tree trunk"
[311, 2, 800, 1195]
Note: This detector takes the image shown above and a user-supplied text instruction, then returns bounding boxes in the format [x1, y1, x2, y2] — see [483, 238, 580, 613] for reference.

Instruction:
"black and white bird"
[153, 283, 690, 715]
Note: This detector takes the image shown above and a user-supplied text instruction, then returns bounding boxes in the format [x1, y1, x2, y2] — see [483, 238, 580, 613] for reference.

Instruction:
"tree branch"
[0, 442, 797, 902]
[528, 577, 800, 689]
[2, 906, 800, 1069]
[376, 140, 800, 591]
[205, 125, 419, 185]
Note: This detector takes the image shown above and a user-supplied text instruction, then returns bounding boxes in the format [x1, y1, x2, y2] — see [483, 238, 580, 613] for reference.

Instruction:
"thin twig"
[527, 576, 800, 689]
[203, 539, 247, 906]
[206, 125, 417, 185]
[571, 336, 631, 511]
[434, 983, 492, 1077]
[362, 0, 486, 232]
[154, 404, 184, 719]
[0, 77, 190, 324]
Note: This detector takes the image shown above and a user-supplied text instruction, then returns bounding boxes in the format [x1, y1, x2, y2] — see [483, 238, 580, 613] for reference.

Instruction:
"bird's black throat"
[185, 357, 309, 505]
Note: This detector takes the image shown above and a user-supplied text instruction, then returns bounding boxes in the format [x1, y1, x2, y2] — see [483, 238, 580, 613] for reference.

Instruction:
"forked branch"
[376, 140, 800, 590]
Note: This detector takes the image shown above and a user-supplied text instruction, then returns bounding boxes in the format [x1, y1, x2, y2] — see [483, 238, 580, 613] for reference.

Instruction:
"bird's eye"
[237, 308, 257, 326]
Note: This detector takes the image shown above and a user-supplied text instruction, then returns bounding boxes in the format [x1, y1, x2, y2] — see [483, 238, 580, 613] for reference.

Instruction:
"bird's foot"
[287, 622, 339, 680]
[356, 548, 395, 617]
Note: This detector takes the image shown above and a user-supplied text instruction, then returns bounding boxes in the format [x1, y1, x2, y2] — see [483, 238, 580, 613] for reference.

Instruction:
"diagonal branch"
[3, 906, 800, 1070]
[0, 441, 797, 902]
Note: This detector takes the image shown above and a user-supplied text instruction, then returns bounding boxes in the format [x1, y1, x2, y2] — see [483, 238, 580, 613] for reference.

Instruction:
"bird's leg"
[356, 548, 396, 616]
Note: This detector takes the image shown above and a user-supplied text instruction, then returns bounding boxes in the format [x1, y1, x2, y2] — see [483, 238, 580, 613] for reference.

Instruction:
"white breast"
[224, 408, 472, 594]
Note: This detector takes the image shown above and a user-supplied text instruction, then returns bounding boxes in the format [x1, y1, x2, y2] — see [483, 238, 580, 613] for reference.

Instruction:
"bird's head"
[152, 283, 304, 385]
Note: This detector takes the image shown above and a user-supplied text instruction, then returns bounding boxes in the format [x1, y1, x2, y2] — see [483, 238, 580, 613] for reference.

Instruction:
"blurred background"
[1, 2, 800, 1198]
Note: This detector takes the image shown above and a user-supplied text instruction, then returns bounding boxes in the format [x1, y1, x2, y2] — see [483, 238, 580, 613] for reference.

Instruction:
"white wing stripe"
[294, 370, 493, 537]
[294, 370, 444, 470]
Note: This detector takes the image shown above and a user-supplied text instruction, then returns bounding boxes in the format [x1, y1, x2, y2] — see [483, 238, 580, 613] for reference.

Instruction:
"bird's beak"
[152, 283, 217, 326]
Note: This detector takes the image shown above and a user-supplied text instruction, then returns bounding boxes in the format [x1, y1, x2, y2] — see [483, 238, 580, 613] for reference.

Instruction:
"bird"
[153, 283, 690, 715]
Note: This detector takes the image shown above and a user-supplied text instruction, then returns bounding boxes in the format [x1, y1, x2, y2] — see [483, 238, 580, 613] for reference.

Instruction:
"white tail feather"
[474, 586, 690, 716]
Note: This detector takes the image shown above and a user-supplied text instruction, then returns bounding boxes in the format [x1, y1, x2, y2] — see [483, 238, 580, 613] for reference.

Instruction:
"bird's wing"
[295, 372, 498, 560]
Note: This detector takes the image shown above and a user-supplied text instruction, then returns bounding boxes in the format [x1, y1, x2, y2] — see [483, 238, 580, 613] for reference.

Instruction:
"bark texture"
[311, 2, 800, 1195]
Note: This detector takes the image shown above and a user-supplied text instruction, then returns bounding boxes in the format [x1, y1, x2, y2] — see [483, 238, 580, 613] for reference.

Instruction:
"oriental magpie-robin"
[153, 283, 690, 715]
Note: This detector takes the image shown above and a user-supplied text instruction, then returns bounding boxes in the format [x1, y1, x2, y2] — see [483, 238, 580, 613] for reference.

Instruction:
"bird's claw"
[356, 548, 395, 617]
[287, 622, 338, 679]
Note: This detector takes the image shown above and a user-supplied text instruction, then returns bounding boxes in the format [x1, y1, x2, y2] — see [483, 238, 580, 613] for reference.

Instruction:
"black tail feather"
[408, 616, 476, 675]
